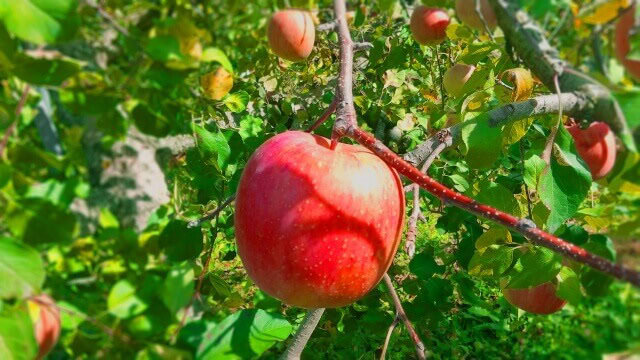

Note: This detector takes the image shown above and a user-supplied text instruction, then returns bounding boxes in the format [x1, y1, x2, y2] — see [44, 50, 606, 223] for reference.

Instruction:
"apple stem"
[382, 274, 427, 360]
[344, 125, 640, 287]
[279, 308, 326, 360]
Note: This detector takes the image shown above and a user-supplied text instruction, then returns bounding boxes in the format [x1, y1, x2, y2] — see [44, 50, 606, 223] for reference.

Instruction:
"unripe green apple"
[455, 0, 496, 32]
[234, 131, 405, 308]
[443, 63, 475, 98]
[614, 5, 640, 80]
[267, 10, 315, 62]
[503, 282, 566, 315]
[566, 122, 617, 180]
[28, 294, 61, 360]
[410, 6, 450, 46]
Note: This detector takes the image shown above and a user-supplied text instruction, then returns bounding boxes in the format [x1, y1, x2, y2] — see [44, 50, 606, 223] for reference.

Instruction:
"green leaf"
[409, 248, 445, 281]
[475, 180, 521, 217]
[145, 35, 184, 62]
[5, 199, 76, 244]
[580, 235, 616, 297]
[12, 53, 81, 86]
[136, 344, 193, 360]
[506, 247, 562, 289]
[475, 227, 512, 250]
[461, 119, 502, 169]
[538, 126, 591, 232]
[0, 238, 44, 299]
[523, 154, 546, 190]
[0, 305, 38, 360]
[131, 103, 171, 138]
[556, 267, 582, 305]
[0, 0, 78, 44]
[468, 245, 514, 278]
[159, 220, 203, 262]
[223, 91, 249, 113]
[161, 262, 194, 315]
[193, 126, 231, 171]
[201, 47, 233, 73]
[196, 309, 292, 360]
[99, 208, 120, 229]
[238, 116, 264, 141]
[108, 280, 149, 319]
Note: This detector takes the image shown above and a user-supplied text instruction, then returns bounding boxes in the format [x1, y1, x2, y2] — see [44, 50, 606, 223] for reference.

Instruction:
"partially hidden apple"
[567, 122, 617, 180]
[503, 282, 566, 315]
[410, 6, 450, 46]
[443, 63, 476, 98]
[615, 6, 640, 81]
[28, 294, 61, 360]
[234, 131, 405, 308]
[455, 0, 497, 32]
[267, 10, 315, 62]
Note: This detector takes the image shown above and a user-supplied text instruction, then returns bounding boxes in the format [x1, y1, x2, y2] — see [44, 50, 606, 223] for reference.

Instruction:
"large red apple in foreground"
[28, 294, 61, 360]
[615, 6, 640, 80]
[267, 10, 315, 62]
[410, 6, 450, 46]
[567, 122, 617, 180]
[503, 282, 566, 315]
[234, 131, 405, 308]
[455, 0, 497, 32]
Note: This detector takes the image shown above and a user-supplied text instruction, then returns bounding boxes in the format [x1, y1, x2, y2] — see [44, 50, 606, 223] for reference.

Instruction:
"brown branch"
[379, 314, 399, 360]
[475, 0, 496, 41]
[306, 99, 337, 133]
[0, 85, 30, 158]
[382, 274, 426, 359]
[280, 308, 325, 360]
[188, 195, 236, 228]
[541, 74, 563, 164]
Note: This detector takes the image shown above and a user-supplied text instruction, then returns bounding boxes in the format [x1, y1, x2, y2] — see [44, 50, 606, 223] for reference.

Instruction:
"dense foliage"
[0, 0, 639, 359]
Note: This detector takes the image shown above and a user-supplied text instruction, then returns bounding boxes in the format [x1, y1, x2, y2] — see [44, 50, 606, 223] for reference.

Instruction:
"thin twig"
[280, 309, 325, 360]
[379, 314, 399, 360]
[548, 6, 570, 41]
[0, 85, 30, 158]
[306, 99, 338, 133]
[188, 195, 236, 228]
[541, 73, 563, 164]
[382, 274, 427, 360]
[520, 140, 533, 219]
[475, 0, 496, 41]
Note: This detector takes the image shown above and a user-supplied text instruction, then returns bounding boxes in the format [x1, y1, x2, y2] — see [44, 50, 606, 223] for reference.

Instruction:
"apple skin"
[455, 0, 497, 31]
[234, 131, 405, 308]
[267, 10, 315, 62]
[443, 63, 476, 98]
[410, 6, 450, 46]
[28, 294, 61, 360]
[566, 122, 617, 180]
[503, 282, 566, 315]
[615, 6, 640, 81]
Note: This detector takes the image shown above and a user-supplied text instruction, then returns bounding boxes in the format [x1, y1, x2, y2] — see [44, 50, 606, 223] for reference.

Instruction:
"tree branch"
[382, 274, 426, 360]
[306, 99, 337, 133]
[280, 308, 325, 360]
[379, 314, 399, 360]
[404, 93, 583, 166]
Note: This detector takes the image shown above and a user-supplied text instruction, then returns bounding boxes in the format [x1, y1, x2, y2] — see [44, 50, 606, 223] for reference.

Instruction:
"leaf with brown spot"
[496, 68, 533, 103]
[201, 68, 233, 100]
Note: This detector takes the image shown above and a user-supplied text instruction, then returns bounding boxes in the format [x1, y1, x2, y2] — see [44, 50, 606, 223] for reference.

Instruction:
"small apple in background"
[410, 6, 450, 46]
[267, 10, 315, 62]
[443, 63, 476, 98]
[28, 294, 61, 360]
[566, 122, 617, 180]
[234, 131, 405, 308]
[615, 5, 640, 81]
[503, 282, 567, 315]
[455, 0, 497, 32]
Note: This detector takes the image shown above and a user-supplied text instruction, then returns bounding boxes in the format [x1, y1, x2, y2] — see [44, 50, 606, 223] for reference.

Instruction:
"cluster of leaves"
[0, 0, 639, 359]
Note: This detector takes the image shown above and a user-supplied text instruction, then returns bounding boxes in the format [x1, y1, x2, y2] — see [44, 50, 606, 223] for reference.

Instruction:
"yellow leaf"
[475, 227, 512, 250]
[580, 0, 630, 25]
[496, 68, 533, 103]
[201, 68, 233, 100]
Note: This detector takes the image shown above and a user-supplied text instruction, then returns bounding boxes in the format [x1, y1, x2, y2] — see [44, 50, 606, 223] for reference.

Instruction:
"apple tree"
[0, 0, 639, 359]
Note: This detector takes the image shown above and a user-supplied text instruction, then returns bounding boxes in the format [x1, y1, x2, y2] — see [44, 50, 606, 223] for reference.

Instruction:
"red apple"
[503, 282, 566, 315]
[267, 10, 315, 62]
[615, 6, 640, 81]
[455, 0, 497, 32]
[410, 6, 450, 46]
[28, 294, 61, 360]
[567, 122, 617, 180]
[234, 131, 405, 308]
[443, 63, 476, 98]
